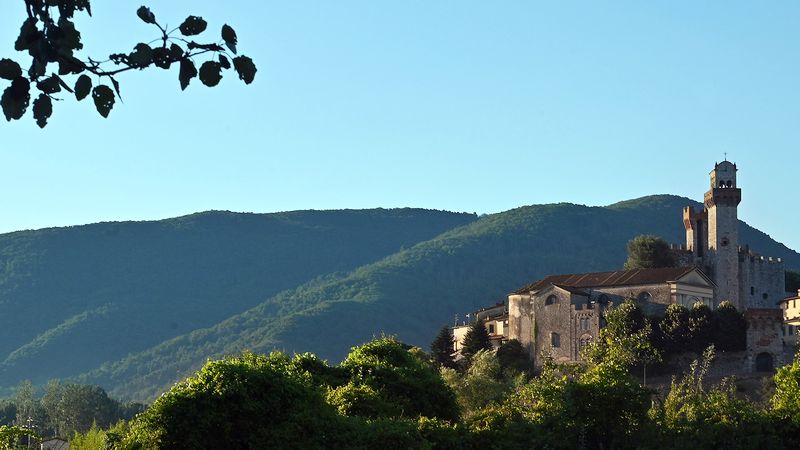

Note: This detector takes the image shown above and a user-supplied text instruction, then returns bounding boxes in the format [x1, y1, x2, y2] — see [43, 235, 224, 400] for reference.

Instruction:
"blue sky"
[2, 1, 799, 252]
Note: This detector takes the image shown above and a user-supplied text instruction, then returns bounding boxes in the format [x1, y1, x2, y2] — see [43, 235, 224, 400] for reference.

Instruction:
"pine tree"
[624, 235, 676, 269]
[461, 320, 492, 361]
[430, 326, 455, 368]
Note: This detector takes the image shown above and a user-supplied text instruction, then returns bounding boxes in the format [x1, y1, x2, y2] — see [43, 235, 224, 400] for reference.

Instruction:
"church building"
[507, 161, 788, 371]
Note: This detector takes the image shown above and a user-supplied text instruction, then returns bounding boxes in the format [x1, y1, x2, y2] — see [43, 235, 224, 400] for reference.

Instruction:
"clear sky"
[1, 1, 799, 251]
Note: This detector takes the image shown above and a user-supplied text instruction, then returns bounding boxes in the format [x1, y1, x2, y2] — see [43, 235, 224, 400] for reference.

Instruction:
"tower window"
[721, 237, 729, 247]
[763, 293, 769, 300]
[545, 295, 558, 306]
[551, 332, 560, 348]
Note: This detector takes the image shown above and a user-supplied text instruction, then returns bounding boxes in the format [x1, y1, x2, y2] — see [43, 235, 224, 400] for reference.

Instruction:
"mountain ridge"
[74, 195, 800, 400]
[0, 195, 796, 400]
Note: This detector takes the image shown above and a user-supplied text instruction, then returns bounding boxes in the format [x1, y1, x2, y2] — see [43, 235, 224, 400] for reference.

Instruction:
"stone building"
[507, 267, 714, 364]
[507, 161, 789, 371]
[683, 160, 786, 310]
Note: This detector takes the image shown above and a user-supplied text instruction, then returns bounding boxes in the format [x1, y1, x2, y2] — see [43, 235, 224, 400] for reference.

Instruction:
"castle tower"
[704, 160, 742, 308]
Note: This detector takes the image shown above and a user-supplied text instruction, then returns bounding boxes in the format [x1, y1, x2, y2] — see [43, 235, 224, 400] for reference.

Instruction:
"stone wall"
[739, 254, 785, 309]
[745, 308, 784, 372]
[590, 283, 672, 316]
[706, 200, 741, 308]
[531, 289, 575, 365]
[507, 294, 532, 358]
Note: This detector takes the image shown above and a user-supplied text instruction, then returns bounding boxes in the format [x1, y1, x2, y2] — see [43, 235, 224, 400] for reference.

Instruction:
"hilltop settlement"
[454, 160, 798, 374]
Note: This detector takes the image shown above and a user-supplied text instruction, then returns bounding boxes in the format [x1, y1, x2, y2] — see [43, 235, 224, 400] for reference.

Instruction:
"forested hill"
[0, 208, 477, 394]
[72, 195, 800, 401]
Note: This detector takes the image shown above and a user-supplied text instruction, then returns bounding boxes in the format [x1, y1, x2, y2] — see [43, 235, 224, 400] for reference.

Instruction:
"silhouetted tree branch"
[0, 2, 256, 127]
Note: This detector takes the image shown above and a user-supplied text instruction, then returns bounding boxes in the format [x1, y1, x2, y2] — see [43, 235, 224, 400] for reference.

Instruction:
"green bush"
[117, 352, 337, 449]
[340, 337, 459, 421]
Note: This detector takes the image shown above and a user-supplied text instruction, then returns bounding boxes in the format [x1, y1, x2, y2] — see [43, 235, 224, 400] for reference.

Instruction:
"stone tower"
[704, 160, 742, 308]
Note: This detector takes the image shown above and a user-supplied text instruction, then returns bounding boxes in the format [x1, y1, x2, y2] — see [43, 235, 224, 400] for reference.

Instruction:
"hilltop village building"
[779, 290, 800, 348]
[452, 302, 508, 357]
[456, 161, 792, 372]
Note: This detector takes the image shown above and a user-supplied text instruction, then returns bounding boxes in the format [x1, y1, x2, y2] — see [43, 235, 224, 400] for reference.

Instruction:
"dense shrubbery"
[65, 329, 798, 449]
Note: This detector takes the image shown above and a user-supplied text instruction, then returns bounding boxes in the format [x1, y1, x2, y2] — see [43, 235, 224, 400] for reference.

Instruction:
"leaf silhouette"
[92, 85, 115, 118]
[179, 16, 207, 36]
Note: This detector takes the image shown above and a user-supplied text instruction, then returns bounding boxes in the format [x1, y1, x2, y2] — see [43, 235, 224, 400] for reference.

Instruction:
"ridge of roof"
[512, 266, 701, 295]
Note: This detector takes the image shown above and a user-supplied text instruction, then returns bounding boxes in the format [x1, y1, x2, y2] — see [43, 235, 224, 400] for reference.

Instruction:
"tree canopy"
[2, 1, 256, 127]
[460, 320, 492, 361]
[624, 234, 677, 270]
[430, 326, 455, 368]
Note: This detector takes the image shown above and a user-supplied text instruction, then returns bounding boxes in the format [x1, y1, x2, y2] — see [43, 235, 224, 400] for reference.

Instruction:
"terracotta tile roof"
[512, 266, 698, 295]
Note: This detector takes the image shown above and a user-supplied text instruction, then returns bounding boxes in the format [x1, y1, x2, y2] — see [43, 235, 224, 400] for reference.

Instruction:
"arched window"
[550, 332, 560, 348]
[545, 295, 558, 306]
[637, 291, 652, 303]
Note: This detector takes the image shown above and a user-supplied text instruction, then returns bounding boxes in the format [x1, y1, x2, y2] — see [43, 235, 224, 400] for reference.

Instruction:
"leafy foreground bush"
[77, 336, 800, 450]
[115, 337, 460, 449]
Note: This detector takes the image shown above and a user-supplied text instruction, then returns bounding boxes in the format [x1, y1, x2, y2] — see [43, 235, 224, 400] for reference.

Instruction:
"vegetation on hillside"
[787, 270, 800, 293]
[72, 196, 800, 401]
[0, 209, 475, 392]
[0, 381, 141, 445]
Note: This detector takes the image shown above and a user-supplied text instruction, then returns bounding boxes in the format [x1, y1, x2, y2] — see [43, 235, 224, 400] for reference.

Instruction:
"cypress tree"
[461, 320, 492, 361]
[430, 325, 455, 368]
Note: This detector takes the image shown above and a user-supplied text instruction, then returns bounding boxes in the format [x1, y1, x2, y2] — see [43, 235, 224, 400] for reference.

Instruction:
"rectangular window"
[551, 332, 560, 348]
[488, 324, 495, 335]
[751, 286, 755, 296]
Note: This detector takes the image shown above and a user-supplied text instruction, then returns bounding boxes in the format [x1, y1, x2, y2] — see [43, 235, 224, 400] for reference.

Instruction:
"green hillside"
[76, 195, 800, 401]
[0, 209, 477, 391]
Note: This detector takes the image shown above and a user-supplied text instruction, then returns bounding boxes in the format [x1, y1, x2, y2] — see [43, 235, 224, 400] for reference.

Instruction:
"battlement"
[669, 243, 689, 251]
[738, 245, 784, 264]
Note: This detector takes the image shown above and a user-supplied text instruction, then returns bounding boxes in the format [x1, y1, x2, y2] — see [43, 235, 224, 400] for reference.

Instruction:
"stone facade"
[505, 161, 789, 372]
[684, 161, 785, 311]
[508, 267, 714, 367]
[745, 309, 784, 371]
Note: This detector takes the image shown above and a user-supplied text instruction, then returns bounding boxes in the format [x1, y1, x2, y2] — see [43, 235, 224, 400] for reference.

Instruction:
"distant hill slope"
[0, 209, 477, 391]
[75, 195, 800, 401]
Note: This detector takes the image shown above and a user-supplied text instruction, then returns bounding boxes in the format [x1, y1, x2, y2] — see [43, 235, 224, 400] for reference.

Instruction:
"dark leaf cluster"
[1, 1, 256, 127]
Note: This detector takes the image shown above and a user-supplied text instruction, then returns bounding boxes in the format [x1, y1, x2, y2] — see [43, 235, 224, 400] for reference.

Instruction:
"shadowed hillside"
[75, 195, 800, 401]
[0, 209, 477, 391]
